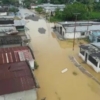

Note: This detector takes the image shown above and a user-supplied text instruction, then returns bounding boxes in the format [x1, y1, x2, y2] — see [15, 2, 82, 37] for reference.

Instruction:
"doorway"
[60, 27, 62, 35]
[85, 53, 88, 62]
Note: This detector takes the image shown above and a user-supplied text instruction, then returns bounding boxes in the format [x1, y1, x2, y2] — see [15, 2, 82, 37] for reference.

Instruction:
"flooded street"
[26, 19, 100, 100]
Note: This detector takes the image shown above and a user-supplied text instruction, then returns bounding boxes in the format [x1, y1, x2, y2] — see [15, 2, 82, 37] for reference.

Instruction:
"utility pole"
[73, 13, 80, 51]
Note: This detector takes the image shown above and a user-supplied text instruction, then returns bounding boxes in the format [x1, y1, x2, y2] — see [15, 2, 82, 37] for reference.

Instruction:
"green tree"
[9, 7, 19, 15]
[35, 7, 44, 14]
[54, 2, 88, 21]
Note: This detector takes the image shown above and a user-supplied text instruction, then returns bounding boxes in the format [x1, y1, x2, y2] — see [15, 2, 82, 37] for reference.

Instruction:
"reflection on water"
[26, 20, 100, 100]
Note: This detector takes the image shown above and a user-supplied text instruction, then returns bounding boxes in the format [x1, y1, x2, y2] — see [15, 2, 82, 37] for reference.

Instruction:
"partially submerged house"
[54, 21, 100, 39]
[79, 43, 100, 73]
[0, 61, 37, 100]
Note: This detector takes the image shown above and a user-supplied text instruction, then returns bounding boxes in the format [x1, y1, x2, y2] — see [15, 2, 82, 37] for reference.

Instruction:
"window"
[97, 38, 100, 42]
[88, 55, 98, 67]
[81, 32, 85, 36]
[80, 48, 85, 55]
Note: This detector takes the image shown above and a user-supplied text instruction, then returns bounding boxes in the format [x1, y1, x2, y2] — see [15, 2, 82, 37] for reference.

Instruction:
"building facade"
[54, 21, 100, 39]
[79, 43, 100, 73]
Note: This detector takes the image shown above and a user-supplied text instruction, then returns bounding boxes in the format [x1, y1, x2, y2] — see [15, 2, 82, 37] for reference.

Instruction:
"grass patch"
[73, 71, 78, 75]
[34, 61, 39, 69]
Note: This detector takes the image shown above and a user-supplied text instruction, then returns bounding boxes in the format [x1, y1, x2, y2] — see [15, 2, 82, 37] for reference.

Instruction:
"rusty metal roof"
[0, 46, 34, 65]
[0, 61, 36, 95]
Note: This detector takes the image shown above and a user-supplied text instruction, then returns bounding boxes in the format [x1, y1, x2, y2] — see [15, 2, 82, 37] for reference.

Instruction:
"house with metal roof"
[54, 21, 100, 39]
[0, 46, 35, 70]
[79, 43, 100, 73]
[0, 61, 37, 100]
[0, 36, 22, 47]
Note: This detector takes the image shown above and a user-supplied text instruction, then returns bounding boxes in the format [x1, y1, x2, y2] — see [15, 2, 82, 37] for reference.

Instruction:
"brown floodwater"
[26, 19, 100, 100]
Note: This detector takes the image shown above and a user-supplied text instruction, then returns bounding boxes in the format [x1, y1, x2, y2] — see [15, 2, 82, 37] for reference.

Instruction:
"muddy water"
[26, 19, 100, 100]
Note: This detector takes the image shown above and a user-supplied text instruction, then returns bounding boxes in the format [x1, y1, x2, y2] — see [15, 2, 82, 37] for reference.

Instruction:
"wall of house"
[64, 32, 86, 39]
[87, 60, 99, 72]
[79, 53, 85, 60]
[0, 12, 7, 16]
[55, 23, 66, 36]
[0, 89, 37, 100]
[79, 49, 100, 73]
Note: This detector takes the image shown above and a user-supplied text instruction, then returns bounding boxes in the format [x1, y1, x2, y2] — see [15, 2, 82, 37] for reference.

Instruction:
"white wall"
[0, 89, 37, 100]
[79, 53, 85, 60]
[87, 60, 99, 73]
[0, 12, 7, 16]
[64, 32, 86, 39]
[31, 6, 38, 9]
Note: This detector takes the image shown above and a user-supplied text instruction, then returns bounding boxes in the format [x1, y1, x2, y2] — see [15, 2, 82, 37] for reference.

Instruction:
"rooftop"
[0, 46, 34, 65]
[0, 61, 36, 95]
[58, 21, 100, 32]
[80, 43, 100, 60]
[0, 36, 22, 46]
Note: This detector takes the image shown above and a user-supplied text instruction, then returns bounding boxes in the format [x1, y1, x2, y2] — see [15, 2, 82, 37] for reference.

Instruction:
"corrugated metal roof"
[0, 36, 22, 45]
[0, 61, 36, 95]
[0, 46, 34, 65]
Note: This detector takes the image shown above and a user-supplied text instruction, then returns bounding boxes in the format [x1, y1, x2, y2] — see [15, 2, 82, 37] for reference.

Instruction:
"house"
[34, 3, 65, 14]
[54, 21, 100, 39]
[0, 18, 30, 44]
[0, 46, 35, 70]
[89, 31, 100, 42]
[0, 61, 37, 100]
[79, 43, 100, 73]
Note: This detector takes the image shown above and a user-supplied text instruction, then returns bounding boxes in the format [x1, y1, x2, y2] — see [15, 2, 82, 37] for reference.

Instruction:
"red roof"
[0, 61, 36, 95]
[0, 46, 34, 65]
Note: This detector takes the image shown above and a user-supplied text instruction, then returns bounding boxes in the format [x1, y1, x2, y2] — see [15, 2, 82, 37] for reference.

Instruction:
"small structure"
[33, 3, 65, 14]
[54, 21, 100, 39]
[0, 36, 22, 47]
[0, 61, 37, 100]
[79, 43, 100, 73]
[89, 31, 100, 42]
[0, 8, 8, 16]
[0, 46, 35, 70]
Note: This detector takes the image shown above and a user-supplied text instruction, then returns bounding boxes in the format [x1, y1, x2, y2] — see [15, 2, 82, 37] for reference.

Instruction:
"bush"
[34, 61, 39, 69]
[35, 7, 44, 14]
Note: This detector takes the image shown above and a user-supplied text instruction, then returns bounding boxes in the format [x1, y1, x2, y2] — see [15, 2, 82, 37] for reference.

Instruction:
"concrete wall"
[0, 12, 7, 16]
[55, 23, 87, 39]
[64, 32, 86, 39]
[79, 53, 85, 61]
[79, 50, 100, 73]
[0, 89, 37, 100]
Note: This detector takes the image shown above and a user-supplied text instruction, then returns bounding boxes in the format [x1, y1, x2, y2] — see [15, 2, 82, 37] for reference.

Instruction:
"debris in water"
[41, 97, 46, 100]
[61, 68, 68, 73]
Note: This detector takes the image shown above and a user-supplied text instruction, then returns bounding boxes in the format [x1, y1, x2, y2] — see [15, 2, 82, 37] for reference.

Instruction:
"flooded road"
[26, 19, 100, 100]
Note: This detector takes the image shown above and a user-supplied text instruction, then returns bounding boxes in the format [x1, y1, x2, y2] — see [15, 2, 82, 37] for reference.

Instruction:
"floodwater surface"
[26, 19, 100, 100]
